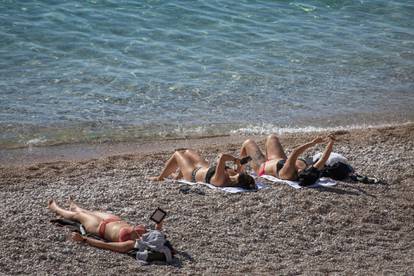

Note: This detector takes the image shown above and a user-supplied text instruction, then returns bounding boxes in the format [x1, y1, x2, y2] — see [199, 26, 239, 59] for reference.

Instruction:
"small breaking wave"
[230, 121, 413, 135]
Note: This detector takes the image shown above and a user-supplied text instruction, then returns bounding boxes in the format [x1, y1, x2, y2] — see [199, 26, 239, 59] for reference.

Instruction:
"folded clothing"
[133, 230, 174, 265]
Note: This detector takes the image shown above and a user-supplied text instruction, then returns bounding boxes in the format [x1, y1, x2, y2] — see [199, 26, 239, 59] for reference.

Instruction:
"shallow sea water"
[0, 0, 413, 148]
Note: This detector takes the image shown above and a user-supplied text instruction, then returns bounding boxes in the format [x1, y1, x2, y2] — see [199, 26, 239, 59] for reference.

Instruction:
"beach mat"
[168, 179, 267, 193]
[259, 174, 336, 189]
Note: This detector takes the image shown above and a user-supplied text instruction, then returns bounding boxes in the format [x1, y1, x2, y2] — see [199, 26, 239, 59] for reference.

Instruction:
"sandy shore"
[0, 123, 413, 275]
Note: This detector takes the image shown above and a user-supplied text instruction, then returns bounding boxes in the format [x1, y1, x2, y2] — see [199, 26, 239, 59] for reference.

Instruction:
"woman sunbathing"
[149, 149, 256, 190]
[240, 134, 336, 186]
[48, 198, 162, 253]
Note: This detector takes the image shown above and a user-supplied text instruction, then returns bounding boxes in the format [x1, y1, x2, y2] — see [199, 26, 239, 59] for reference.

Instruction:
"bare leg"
[69, 197, 87, 212]
[265, 134, 287, 160]
[171, 149, 198, 180]
[48, 199, 102, 233]
[48, 199, 77, 220]
[240, 139, 266, 173]
[172, 170, 183, 180]
[182, 149, 209, 167]
[150, 151, 195, 181]
[69, 198, 118, 220]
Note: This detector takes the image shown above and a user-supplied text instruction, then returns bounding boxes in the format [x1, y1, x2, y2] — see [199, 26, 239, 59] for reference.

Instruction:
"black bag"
[321, 162, 354, 180]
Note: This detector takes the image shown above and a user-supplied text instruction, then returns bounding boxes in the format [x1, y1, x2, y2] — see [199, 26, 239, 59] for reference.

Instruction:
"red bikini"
[98, 216, 147, 242]
[258, 162, 267, 176]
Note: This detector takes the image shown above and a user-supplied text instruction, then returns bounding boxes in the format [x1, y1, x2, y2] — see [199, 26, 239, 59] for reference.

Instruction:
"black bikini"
[275, 160, 286, 177]
[192, 166, 229, 183]
[275, 158, 308, 177]
[205, 167, 216, 184]
[191, 167, 202, 182]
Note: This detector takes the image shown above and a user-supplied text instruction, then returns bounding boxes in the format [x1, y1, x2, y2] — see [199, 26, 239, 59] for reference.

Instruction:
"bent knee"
[173, 150, 183, 156]
[267, 134, 280, 141]
[242, 139, 256, 147]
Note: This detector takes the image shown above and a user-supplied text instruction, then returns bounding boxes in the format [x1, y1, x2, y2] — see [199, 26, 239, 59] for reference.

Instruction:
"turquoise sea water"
[1, 0, 413, 148]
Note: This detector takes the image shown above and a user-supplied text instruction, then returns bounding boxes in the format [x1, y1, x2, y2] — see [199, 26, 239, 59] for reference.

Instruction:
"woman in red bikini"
[240, 133, 336, 186]
[48, 198, 162, 253]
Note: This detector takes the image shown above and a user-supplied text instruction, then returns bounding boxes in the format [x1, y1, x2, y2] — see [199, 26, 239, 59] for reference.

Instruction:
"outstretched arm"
[285, 137, 324, 169]
[71, 233, 135, 253]
[313, 134, 336, 170]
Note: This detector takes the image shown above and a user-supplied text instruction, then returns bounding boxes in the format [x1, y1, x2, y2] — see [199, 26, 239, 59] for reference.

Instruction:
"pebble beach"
[0, 123, 413, 275]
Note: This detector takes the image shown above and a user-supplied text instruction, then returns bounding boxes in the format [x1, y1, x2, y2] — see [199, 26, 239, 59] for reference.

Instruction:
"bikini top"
[205, 166, 216, 184]
[118, 225, 147, 242]
[205, 165, 232, 184]
[275, 158, 308, 178]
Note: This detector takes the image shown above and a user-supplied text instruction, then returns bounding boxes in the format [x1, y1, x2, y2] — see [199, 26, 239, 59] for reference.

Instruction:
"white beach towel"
[169, 179, 267, 193]
[259, 174, 336, 189]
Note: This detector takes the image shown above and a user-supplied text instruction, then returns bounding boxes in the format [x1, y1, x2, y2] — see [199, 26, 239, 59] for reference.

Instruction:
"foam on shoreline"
[1, 121, 412, 167]
[231, 121, 414, 135]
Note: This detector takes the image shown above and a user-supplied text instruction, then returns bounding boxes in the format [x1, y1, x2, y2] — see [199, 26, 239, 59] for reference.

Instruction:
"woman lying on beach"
[240, 133, 336, 186]
[48, 198, 162, 253]
[149, 149, 256, 190]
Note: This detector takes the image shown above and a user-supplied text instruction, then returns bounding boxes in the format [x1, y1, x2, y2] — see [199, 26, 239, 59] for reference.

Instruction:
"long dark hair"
[297, 167, 321, 186]
[237, 173, 256, 190]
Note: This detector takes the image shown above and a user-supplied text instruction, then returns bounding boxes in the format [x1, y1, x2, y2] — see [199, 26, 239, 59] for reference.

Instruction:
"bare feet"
[47, 199, 56, 210]
[68, 196, 77, 211]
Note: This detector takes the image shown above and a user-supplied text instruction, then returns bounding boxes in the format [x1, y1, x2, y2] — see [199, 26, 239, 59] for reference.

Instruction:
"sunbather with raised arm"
[149, 149, 256, 190]
[240, 134, 336, 186]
